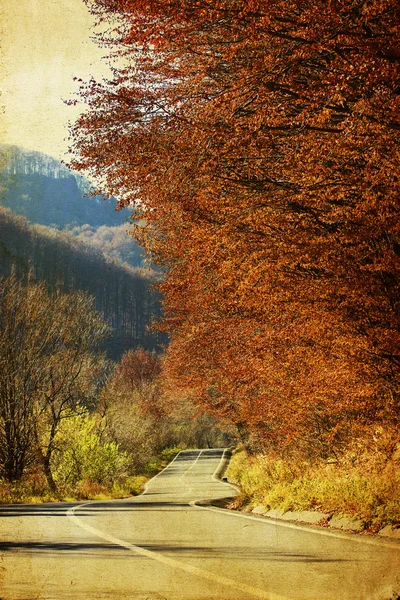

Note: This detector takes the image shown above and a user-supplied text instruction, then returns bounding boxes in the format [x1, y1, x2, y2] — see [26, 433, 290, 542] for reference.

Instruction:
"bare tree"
[0, 277, 110, 488]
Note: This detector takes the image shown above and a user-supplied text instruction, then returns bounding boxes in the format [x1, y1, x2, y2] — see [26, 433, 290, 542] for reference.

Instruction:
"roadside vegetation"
[0, 442, 179, 504]
[0, 277, 231, 503]
[227, 441, 400, 531]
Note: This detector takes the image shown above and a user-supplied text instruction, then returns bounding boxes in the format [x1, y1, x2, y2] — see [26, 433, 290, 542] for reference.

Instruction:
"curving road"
[0, 449, 399, 600]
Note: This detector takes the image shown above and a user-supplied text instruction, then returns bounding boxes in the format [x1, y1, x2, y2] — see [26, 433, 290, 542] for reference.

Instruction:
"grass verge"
[226, 447, 400, 532]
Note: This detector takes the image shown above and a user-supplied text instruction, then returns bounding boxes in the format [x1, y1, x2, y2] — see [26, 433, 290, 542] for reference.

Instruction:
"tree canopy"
[71, 0, 400, 455]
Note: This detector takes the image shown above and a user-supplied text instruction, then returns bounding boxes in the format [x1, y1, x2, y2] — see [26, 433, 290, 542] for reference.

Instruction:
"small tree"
[118, 348, 161, 390]
[50, 411, 130, 489]
[0, 277, 110, 487]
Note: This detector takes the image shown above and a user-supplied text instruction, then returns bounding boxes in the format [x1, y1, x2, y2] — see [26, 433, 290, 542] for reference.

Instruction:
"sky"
[1, 0, 111, 161]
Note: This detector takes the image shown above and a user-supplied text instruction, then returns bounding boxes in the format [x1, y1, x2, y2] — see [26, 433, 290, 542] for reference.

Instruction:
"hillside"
[0, 145, 144, 268]
[0, 207, 165, 358]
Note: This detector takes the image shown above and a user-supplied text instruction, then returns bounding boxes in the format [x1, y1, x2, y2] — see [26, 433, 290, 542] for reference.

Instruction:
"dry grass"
[226, 440, 400, 531]
[0, 473, 149, 504]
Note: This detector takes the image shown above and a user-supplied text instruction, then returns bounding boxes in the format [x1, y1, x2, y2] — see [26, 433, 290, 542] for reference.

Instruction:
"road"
[0, 449, 399, 600]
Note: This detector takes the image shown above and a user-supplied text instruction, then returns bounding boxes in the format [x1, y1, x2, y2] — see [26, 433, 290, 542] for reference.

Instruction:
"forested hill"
[0, 207, 165, 358]
[0, 144, 129, 228]
[0, 145, 144, 268]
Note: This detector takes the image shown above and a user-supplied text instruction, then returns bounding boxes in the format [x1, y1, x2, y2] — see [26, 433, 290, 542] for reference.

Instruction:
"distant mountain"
[0, 145, 165, 357]
[0, 145, 145, 268]
[0, 144, 130, 228]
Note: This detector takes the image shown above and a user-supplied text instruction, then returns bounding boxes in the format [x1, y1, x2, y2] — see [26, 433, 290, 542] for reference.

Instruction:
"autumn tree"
[118, 348, 161, 389]
[0, 277, 110, 486]
[71, 1, 400, 456]
[98, 349, 233, 469]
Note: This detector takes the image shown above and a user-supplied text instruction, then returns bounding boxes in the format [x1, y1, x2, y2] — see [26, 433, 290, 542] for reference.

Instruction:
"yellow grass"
[226, 444, 400, 531]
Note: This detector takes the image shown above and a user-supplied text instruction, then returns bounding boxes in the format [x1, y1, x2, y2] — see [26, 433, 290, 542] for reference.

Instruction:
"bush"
[50, 411, 131, 489]
[0, 471, 58, 503]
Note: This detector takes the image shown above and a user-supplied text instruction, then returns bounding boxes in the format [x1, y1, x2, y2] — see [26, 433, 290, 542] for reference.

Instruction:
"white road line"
[142, 449, 184, 494]
[67, 450, 290, 599]
[66, 449, 398, 600]
[66, 503, 289, 600]
[144, 449, 203, 497]
[191, 453, 400, 551]
[178, 450, 203, 496]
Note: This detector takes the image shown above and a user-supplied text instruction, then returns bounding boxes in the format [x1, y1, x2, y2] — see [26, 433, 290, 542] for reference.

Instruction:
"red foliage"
[72, 0, 400, 455]
[118, 348, 161, 389]
[117, 348, 164, 418]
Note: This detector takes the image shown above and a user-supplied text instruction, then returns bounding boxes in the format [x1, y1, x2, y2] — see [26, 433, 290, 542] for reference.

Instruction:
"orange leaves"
[118, 348, 161, 389]
[71, 0, 400, 457]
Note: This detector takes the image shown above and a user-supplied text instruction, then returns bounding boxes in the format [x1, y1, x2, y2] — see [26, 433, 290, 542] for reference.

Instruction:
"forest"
[0, 207, 164, 357]
[0, 144, 141, 266]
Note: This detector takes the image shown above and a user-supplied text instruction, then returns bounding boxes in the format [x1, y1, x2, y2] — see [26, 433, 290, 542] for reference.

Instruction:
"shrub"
[50, 411, 131, 489]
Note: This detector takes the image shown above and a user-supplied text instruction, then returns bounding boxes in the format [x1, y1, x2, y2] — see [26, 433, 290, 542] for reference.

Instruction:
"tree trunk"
[41, 452, 57, 493]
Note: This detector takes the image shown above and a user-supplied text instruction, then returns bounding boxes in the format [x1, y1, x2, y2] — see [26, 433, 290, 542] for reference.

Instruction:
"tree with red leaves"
[71, 0, 400, 456]
[118, 348, 161, 390]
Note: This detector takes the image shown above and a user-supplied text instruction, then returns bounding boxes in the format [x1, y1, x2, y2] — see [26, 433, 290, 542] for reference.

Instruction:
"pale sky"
[1, 0, 111, 160]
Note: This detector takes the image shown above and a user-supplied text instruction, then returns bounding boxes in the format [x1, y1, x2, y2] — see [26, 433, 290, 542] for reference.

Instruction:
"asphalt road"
[0, 448, 399, 600]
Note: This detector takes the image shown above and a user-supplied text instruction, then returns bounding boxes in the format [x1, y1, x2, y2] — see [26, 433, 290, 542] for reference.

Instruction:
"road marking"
[67, 503, 288, 600]
[142, 449, 184, 493]
[66, 448, 399, 600]
[144, 449, 203, 498]
[179, 450, 203, 496]
[67, 451, 290, 600]
[192, 453, 400, 551]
